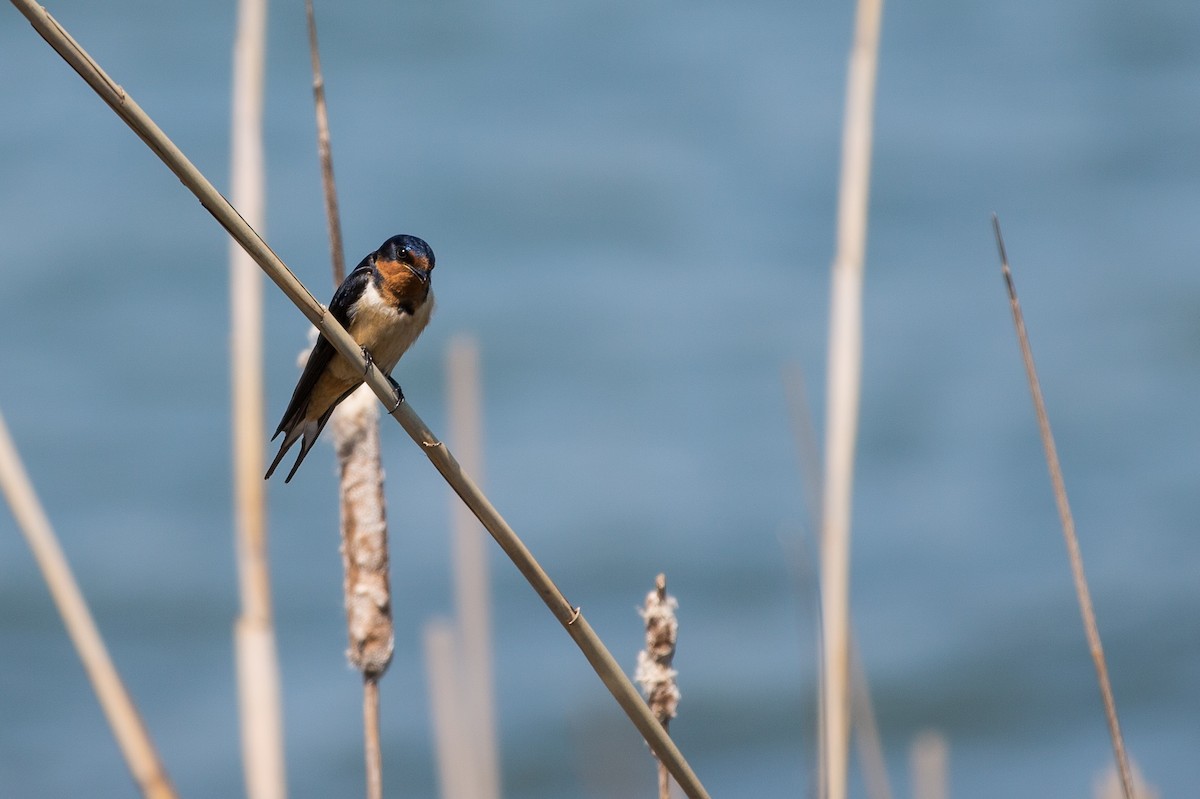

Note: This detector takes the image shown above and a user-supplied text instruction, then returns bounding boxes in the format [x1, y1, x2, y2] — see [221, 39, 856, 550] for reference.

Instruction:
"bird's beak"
[404, 263, 431, 284]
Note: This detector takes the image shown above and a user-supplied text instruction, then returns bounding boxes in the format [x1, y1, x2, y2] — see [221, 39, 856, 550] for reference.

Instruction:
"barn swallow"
[265, 234, 436, 482]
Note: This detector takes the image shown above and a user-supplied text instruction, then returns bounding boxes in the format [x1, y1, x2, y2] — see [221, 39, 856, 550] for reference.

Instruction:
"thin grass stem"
[992, 215, 1135, 799]
[784, 365, 893, 799]
[305, 0, 346, 284]
[363, 677, 383, 799]
[850, 642, 892, 799]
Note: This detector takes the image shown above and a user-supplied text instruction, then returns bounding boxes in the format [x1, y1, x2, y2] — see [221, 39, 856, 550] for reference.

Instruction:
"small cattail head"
[635, 573, 680, 725]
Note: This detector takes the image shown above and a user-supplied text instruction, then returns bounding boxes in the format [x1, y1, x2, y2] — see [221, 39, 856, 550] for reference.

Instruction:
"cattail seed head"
[635, 573, 680, 725]
[332, 385, 394, 678]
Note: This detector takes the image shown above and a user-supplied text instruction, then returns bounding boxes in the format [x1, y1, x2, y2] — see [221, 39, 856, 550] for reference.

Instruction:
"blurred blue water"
[1, 1, 1197, 797]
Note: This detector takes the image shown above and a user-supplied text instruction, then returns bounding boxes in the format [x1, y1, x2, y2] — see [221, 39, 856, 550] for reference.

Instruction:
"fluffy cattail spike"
[636, 573, 680, 799]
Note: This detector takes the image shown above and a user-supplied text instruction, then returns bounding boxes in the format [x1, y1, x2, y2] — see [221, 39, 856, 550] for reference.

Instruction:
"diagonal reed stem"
[992, 215, 1135, 799]
[9, 4, 710, 797]
[0, 411, 178, 799]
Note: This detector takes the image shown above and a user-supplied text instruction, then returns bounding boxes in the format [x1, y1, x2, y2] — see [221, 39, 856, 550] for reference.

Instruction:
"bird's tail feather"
[283, 431, 319, 483]
[264, 386, 357, 482]
[264, 401, 343, 482]
[264, 427, 301, 480]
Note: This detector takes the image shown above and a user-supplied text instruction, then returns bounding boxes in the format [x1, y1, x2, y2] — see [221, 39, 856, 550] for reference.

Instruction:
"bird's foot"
[387, 375, 405, 413]
[360, 346, 404, 412]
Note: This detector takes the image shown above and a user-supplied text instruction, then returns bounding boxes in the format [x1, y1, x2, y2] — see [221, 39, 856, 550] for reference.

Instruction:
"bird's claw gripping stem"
[387, 375, 404, 413]
[360, 346, 404, 412]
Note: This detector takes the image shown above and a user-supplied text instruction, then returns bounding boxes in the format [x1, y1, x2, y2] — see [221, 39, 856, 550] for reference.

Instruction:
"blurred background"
[1, 0, 1197, 796]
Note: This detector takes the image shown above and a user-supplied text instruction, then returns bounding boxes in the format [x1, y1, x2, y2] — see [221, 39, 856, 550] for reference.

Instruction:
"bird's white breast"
[345, 282, 434, 373]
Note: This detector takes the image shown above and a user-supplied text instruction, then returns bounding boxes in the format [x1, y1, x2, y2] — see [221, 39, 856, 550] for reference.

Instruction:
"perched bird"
[265, 234, 436, 482]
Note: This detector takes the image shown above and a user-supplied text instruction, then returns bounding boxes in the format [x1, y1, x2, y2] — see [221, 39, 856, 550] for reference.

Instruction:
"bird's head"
[378, 234, 435, 285]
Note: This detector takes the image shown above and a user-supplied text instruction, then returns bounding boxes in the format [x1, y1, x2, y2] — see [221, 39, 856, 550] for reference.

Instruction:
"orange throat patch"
[374, 257, 430, 312]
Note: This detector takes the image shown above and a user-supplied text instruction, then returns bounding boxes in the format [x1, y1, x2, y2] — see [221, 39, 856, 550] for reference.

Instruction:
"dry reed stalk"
[992, 216, 1136, 799]
[635, 574, 680, 799]
[229, 0, 286, 796]
[446, 335, 501, 799]
[1094, 759, 1157, 799]
[784, 365, 894, 799]
[305, 0, 345, 283]
[305, 5, 390, 795]
[849, 642, 892, 799]
[821, 0, 883, 797]
[783, 363, 824, 525]
[11, 8, 710, 796]
[777, 362, 825, 796]
[423, 621, 475, 799]
[909, 730, 947, 799]
[0, 411, 178, 799]
[419, 340, 495, 799]
[362, 678, 383, 799]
